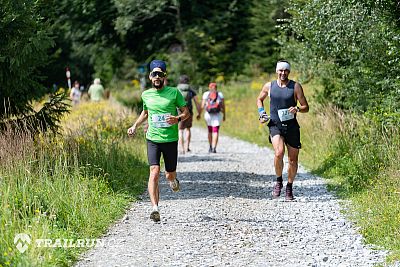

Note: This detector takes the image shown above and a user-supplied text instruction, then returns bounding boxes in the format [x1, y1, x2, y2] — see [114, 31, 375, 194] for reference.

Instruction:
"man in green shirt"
[127, 60, 189, 222]
[88, 78, 105, 101]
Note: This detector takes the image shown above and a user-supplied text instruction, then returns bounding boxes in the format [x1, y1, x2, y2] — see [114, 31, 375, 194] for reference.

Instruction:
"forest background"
[0, 0, 399, 265]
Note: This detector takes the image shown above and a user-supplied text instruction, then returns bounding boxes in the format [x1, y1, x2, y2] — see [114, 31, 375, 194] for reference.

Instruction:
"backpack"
[177, 84, 193, 111]
[206, 91, 221, 113]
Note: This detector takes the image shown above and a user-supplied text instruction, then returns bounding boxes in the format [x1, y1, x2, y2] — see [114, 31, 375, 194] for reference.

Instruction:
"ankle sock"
[152, 205, 159, 212]
[276, 176, 283, 183]
[286, 182, 293, 188]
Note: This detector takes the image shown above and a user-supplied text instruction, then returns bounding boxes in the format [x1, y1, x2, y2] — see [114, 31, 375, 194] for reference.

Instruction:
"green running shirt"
[142, 86, 186, 143]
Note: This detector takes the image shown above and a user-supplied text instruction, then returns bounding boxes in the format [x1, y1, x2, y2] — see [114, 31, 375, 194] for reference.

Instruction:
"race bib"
[277, 108, 294, 122]
[152, 113, 172, 128]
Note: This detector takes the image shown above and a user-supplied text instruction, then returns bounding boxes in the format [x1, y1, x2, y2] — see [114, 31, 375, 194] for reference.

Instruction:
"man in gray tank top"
[256, 60, 309, 201]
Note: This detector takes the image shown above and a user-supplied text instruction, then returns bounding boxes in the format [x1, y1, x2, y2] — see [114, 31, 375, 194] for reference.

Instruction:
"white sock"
[152, 205, 159, 212]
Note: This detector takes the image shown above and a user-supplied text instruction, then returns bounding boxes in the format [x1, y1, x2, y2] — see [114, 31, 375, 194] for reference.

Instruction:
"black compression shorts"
[146, 140, 178, 172]
[268, 120, 301, 149]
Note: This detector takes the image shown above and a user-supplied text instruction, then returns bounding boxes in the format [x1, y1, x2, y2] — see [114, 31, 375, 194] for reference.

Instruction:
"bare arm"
[256, 82, 271, 123]
[199, 98, 206, 117]
[257, 82, 270, 109]
[166, 106, 190, 124]
[193, 95, 201, 120]
[127, 110, 148, 137]
[221, 99, 226, 121]
[288, 82, 309, 114]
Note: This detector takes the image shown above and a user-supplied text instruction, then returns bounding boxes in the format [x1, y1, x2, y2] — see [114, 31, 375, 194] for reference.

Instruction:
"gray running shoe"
[150, 210, 160, 222]
[169, 178, 180, 192]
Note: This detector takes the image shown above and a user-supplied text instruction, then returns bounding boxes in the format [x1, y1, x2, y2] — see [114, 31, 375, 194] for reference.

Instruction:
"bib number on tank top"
[277, 108, 294, 122]
[152, 113, 172, 128]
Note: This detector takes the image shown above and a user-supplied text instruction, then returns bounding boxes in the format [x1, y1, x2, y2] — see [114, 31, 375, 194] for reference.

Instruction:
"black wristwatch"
[178, 117, 182, 122]
[296, 106, 300, 112]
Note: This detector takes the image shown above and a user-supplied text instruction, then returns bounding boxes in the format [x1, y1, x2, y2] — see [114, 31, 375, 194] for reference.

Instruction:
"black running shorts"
[146, 140, 178, 172]
[268, 120, 301, 149]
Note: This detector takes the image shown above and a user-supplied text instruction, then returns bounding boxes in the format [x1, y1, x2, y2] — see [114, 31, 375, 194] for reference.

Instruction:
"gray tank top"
[270, 80, 296, 123]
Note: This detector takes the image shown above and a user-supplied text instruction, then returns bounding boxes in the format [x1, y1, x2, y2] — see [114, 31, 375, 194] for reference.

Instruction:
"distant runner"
[257, 60, 309, 200]
[177, 75, 201, 154]
[200, 82, 225, 153]
[127, 60, 189, 222]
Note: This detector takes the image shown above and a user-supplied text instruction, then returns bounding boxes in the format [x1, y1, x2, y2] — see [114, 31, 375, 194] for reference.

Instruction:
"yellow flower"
[215, 75, 225, 83]
[251, 81, 263, 91]
[131, 80, 140, 87]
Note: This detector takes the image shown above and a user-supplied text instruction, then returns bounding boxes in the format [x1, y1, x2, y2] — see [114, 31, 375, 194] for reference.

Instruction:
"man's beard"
[279, 75, 288, 81]
[152, 79, 164, 89]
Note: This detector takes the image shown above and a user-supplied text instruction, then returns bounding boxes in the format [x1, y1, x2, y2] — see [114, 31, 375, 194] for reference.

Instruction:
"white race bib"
[152, 113, 172, 128]
[277, 108, 294, 122]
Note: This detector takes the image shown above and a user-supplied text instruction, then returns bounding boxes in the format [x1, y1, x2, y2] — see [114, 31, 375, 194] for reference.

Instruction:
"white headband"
[276, 62, 291, 71]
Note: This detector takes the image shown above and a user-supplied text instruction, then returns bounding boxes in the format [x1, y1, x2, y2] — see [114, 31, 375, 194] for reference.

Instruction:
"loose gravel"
[76, 127, 391, 267]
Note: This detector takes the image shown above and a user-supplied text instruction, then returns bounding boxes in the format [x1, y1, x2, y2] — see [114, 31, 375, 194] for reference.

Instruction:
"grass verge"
[0, 100, 148, 266]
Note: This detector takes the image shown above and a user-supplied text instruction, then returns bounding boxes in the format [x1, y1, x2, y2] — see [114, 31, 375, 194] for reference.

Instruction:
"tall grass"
[0, 100, 148, 266]
[221, 78, 400, 262]
[309, 113, 400, 262]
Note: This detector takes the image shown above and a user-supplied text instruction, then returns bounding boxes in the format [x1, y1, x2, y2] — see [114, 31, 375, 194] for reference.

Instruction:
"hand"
[127, 125, 137, 137]
[259, 111, 270, 124]
[166, 115, 179, 125]
[288, 106, 298, 114]
[196, 114, 201, 120]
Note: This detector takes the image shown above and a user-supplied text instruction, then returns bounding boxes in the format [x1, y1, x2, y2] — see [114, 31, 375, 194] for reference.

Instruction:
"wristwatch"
[178, 117, 182, 122]
[296, 106, 300, 112]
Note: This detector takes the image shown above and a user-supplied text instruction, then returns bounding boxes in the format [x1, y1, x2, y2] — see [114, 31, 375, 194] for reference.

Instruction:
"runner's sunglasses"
[150, 71, 166, 78]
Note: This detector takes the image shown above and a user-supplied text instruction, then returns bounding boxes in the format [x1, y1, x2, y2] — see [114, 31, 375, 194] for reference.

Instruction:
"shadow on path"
[158, 171, 334, 202]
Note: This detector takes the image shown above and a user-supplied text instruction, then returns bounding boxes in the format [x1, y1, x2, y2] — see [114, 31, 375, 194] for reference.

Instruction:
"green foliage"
[112, 82, 143, 113]
[283, 0, 400, 124]
[50, 0, 124, 87]
[0, 92, 70, 135]
[247, 0, 286, 73]
[0, 0, 55, 117]
[1, 0, 285, 96]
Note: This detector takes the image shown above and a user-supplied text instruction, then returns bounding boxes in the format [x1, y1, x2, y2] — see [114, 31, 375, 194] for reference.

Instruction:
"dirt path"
[76, 127, 387, 267]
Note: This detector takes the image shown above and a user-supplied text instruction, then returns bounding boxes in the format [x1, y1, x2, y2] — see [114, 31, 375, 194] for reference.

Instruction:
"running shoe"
[208, 146, 212, 153]
[285, 185, 294, 201]
[212, 148, 217, 153]
[169, 178, 180, 192]
[272, 181, 283, 199]
[150, 210, 160, 222]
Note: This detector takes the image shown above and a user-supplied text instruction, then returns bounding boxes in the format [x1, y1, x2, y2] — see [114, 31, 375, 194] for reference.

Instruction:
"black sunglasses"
[150, 71, 166, 78]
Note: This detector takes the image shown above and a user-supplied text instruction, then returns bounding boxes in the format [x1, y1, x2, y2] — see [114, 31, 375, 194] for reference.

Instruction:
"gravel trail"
[76, 127, 388, 267]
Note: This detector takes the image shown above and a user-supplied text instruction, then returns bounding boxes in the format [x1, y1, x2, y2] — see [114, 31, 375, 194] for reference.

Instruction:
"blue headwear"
[149, 60, 167, 72]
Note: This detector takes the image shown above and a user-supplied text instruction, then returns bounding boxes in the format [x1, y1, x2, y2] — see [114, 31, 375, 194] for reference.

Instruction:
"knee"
[149, 166, 160, 181]
[275, 150, 284, 160]
[288, 157, 298, 166]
